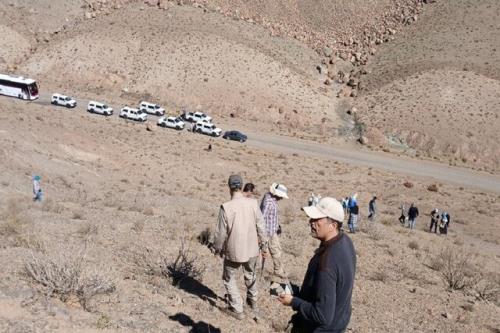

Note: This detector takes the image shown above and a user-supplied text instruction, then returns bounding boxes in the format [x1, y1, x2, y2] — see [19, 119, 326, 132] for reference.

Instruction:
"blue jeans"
[408, 217, 416, 229]
[33, 190, 43, 202]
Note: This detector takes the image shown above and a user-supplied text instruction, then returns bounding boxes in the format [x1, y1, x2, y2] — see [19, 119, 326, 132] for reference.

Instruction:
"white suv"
[181, 111, 212, 123]
[119, 106, 147, 122]
[157, 116, 185, 130]
[87, 101, 113, 116]
[194, 121, 222, 137]
[51, 93, 77, 108]
[139, 101, 165, 116]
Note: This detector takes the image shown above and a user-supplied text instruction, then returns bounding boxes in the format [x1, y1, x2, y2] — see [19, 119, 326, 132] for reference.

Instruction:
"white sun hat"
[270, 183, 289, 199]
[302, 197, 344, 222]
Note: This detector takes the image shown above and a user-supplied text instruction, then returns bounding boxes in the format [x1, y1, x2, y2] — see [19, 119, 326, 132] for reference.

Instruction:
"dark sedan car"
[222, 130, 247, 142]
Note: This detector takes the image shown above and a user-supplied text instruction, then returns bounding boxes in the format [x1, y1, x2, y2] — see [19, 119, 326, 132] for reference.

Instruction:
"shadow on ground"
[169, 312, 221, 333]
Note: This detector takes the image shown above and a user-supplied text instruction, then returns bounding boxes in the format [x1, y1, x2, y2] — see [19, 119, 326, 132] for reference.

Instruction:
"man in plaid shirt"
[261, 182, 289, 278]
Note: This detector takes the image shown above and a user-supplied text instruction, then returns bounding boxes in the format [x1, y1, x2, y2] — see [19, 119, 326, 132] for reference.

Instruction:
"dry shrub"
[0, 198, 42, 251]
[403, 181, 414, 188]
[474, 273, 500, 303]
[427, 184, 439, 192]
[380, 219, 392, 226]
[133, 239, 205, 286]
[359, 220, 383, 241]
[197, 227, 212, 246]
[23, 245, 115, 310]
[131, 221, 145, 233]
[408, 240, 419, 250]
[0, 198, 27, 237]
[77, 223, 98, 238]
[429, 247, 480, 291]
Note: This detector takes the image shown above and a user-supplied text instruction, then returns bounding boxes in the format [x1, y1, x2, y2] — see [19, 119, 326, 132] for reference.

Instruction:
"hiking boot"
[246, 298, 257, 310]
[222, 307, 245, 320]
[246, 299, 260, 322]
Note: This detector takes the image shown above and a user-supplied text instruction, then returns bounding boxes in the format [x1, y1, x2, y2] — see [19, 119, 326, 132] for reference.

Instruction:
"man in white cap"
[213, 174, 269, 320]
[278, 197, 356, 333]
[260, 182, 289, 278]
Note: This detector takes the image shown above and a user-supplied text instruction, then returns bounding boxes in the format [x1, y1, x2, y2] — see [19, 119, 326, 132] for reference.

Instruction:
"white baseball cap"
[302, 197, 344, 222]
[270, 183, 289, 199]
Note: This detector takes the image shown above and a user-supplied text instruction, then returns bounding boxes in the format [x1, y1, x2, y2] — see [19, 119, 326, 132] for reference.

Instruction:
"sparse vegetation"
[408, 240, 419, 250]
[133, 239, 205, 287]
[474, 273, 500, 303]
[197, 227, 212, 246]
[23, 245, 115, 311]
[429, 247, 480, 291]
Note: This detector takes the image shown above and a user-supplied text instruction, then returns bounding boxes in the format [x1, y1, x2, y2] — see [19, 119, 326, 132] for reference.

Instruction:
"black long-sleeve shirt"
[291, 232, 356, 333]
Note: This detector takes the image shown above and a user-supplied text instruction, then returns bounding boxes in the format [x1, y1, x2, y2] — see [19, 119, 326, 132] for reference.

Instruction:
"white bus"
[0, 73, 39, 100]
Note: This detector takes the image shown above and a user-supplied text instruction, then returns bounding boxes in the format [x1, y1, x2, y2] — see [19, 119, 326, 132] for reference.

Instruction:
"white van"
[51, 93, 77, 108]
[87, 101, 113, 116]
[139, 101, 165, 116]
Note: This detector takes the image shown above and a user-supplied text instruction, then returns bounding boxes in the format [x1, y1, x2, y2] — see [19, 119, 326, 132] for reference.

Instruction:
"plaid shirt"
[261, 192, 279, 237]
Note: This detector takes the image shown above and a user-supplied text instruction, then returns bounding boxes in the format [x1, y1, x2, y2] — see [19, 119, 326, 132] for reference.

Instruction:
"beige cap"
[302, 197, 344, 222]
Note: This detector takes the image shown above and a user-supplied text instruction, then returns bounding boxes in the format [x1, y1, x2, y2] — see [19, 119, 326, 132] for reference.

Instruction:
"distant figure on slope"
[348, 200, 359, 233]
[429, 209, 439, 233]
[439, 212, 448, 235]
[407, 203, 419, 230]
[32, 175, 43, 202]
[368, 196, 377, 221]
[399, 204, 407, 225]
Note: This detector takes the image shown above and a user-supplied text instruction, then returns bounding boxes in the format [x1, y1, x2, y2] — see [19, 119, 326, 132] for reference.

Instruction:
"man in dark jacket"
[408, 203, 419, 230]
[278, 197, 356, 333]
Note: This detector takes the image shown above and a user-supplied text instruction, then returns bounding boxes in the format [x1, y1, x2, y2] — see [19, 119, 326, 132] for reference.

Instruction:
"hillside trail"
[32, 93, 500, 194]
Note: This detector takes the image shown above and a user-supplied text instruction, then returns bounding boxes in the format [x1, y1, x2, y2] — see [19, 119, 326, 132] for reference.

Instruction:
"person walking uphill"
[278, 197, 356, 333]
[32, 175, 43, 202]
[261, 182, 289, 278]
[213, 175, 269, 320]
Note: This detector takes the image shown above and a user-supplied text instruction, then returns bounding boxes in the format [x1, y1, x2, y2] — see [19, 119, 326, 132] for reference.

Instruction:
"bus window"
[28, 83, 39, 96]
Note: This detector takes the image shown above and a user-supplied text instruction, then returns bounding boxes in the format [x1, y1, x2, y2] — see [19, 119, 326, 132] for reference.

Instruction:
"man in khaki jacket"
[213, 174, 268, 320]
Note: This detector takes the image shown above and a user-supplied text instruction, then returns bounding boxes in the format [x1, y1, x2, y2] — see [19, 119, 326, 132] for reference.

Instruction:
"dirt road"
[32, 94, 500, 194]
[245, 133, 500, 194]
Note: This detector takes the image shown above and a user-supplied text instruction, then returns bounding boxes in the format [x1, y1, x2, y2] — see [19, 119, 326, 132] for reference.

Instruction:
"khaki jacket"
[214, 192, 267, 263]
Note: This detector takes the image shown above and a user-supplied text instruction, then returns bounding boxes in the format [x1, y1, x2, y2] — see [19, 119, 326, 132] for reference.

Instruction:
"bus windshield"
[28, 83, 39, 96]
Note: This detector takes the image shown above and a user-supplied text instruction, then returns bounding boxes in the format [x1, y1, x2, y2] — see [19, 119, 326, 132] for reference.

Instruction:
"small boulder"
[403, 181, 414, 188]
[322, 47, 333, 57]
[358, 136, 368, 145]
[427, 184, 439, 192]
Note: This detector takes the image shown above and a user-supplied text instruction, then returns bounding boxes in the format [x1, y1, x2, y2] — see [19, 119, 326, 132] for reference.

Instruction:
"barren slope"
[18, 4, 339, 134]
[0, 97, 499, 332]
[356, 0, 500, 172]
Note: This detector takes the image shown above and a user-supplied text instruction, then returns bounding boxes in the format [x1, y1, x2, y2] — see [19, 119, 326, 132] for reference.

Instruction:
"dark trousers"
[429, 220, 438, 233]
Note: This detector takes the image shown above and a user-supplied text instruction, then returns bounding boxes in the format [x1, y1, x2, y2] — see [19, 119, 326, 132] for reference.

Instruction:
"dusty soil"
[0, 0, 499, 332]
[0, 99, 499, 332]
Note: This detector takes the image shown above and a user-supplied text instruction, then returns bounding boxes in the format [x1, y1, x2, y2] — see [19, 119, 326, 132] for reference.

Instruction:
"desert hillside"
[355, 0, 500, 172]
[0, 0, 499, 332]
[0, 98, 499, 332]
